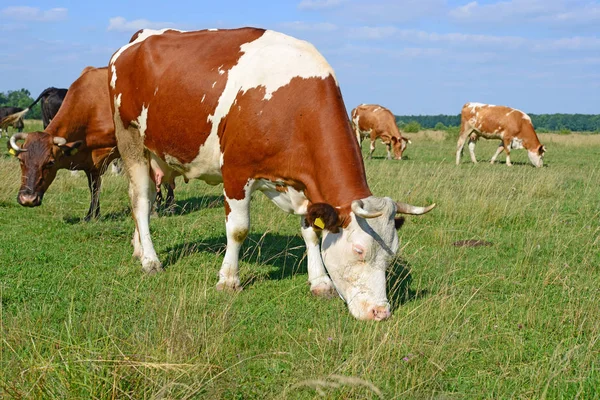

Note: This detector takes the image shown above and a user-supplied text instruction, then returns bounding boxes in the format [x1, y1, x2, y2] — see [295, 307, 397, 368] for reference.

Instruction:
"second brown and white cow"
[351, 104, 410, 160]
[109, 27, 435, 321]
[456, 102, 546, 167]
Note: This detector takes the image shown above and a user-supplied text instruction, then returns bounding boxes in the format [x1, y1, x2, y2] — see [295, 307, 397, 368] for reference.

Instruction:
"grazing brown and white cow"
[351, 104, 411, 160]
[456, 102, 546, 167]
[109, 27, 435, 321]
[8, 67, 118, 220]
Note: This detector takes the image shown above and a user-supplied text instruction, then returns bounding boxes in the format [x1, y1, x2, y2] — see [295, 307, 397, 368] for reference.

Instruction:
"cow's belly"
[256, 179, 309, 215]
[147, 127, 223, 185]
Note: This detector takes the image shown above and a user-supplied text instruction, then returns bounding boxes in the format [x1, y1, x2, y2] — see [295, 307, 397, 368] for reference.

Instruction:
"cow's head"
[527, 144, 546, 168]
[306, 196, 435, 321]
[391, 137, 411, 160]
[8, 132, 82, 207]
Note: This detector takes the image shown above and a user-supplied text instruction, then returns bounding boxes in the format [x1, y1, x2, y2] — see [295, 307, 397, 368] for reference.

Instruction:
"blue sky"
[0, 0, 598, 114]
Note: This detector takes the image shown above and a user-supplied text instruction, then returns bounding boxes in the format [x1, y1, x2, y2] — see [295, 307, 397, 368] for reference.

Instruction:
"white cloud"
[279, 21, 338, 32]
[0, 6, 67, 22]
[450, 0, 600, 25]
[107, 16, 174, 33]
[298, 0, 348, 10]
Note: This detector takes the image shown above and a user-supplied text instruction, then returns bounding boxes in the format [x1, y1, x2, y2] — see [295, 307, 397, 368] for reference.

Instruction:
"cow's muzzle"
[17, 191, 42, 207]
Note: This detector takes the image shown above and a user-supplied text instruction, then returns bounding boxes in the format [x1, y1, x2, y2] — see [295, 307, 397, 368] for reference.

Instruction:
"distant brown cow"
[351, 104, 410, 160]
[456, 102, 546, 167]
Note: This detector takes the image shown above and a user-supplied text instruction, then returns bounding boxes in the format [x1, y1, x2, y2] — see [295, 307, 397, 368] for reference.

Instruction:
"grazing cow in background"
[8, 68, 177, 219]
[0, 107, 25, 135]
[351, 104, 411, 160]
[0, 87, 68, 135]
[8, 67, 119, 221]
[39, 87, 68, 128]
[109, 27, 435, 321]
[456, 102, 546, 167]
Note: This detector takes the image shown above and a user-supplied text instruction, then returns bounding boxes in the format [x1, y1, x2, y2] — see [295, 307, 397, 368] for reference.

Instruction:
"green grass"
[1, 130, 599, 398]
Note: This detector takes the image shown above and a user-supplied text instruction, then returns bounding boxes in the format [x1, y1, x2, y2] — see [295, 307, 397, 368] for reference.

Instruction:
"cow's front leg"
[385, 143, 392, 160]
[217, 180, 254, 292]
[368, 140, 376, 159]
[301, 218, 336, 297]
[84, 170, 102, 221]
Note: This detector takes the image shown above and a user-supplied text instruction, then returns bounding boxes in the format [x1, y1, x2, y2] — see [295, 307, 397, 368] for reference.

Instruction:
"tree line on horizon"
[2, 88, 598, 133]
[396, 113, 600, 133]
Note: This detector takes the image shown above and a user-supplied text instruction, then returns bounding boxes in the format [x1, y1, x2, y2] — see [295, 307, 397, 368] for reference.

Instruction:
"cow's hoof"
[216, 278, 242, 292]
[141, 258, 163, 275]
[310, 281, 337, 298]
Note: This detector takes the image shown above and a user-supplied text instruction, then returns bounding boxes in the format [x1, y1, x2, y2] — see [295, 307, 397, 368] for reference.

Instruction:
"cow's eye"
[352, 244, 366, 260]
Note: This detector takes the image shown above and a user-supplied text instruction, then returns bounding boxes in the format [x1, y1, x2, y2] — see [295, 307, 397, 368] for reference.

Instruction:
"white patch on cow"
[528, 150, 543, 167]
[510, 138, 524, 150]
[114, 93, 122, 110]
[373, 107, 382, 112]
[110, 65, 117, 89]
[219, 152, 224, 168]
[256, 179, 309, 214]
[154, 87, 159, 96]
[212, 81, 217, 88]
[218, 65, 225, 75]
[506, 109, 516, 117]
[201, 94, 206, 103]
[208, 28, 218, 31]
[136, 105, 149, 138]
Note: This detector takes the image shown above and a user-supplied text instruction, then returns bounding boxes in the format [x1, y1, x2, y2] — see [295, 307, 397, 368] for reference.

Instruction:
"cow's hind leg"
[490, 143, 504, 164]
[301, 218, 336, 297]
[84, 170, 102, 221]
[368, 140, 376, 159]
[467, 137, 478, 164]
[218, 179, 255, 291]
[456, 131, 470, 165]
[502, 139, 512, 166]
[114, 113, 161, 274]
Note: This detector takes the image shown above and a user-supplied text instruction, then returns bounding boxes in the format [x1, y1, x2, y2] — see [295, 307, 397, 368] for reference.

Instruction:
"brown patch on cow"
[112, 28, 265, 164]
[306, 203, 340, 233]
[453, 240, 493, 247]
[351, 104, 409, 159]
[232, 228, 248, 243]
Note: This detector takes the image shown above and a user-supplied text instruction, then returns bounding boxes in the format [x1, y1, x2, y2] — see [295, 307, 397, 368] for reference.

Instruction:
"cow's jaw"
[528, 150, 543, 167]
[320, 199, 398, 321]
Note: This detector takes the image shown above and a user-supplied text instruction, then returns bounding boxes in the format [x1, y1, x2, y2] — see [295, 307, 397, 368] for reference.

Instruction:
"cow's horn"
[351, 199, 383, 219]
[53, 137, 67, 146]
[9, 132, 29, 153]
[396, 202, 436, 215]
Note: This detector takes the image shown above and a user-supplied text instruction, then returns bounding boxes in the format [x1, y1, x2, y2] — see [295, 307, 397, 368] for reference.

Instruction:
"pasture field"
[0, 129, 599, 399]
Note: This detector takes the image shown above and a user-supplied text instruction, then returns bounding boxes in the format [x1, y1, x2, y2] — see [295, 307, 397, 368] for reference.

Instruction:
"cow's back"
[47, 67, 115, 149]
[110, 28, 368, 204]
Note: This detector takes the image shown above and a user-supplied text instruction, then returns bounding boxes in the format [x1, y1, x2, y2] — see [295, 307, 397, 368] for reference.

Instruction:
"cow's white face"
[320, 197, 398, 321]
[528, 147, 545, 168]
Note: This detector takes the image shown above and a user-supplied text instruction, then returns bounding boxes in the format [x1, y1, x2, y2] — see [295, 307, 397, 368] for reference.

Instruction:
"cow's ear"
[390, 136, 399, 144]
[539, 145, 546, 155]
[394, 216, 405, 230]
[306, 203, 340, 233]
[59, 141, 83, 156]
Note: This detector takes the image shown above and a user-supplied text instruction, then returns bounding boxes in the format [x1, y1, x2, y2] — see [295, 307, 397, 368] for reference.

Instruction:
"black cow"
[0, 87, 68, 134]
[39, 87, 68, 128]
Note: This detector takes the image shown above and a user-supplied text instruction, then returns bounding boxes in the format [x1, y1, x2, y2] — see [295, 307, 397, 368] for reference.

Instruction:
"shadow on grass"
[164, 231, 426, 307]
[62, 195, 224, 224]
[387, 257, 428, 310]
[163, 232, 308, 283]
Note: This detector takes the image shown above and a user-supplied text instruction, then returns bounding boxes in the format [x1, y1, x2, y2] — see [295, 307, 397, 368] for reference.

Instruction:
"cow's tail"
[0, 88, 56, 129]
[0, 109, 28, 129]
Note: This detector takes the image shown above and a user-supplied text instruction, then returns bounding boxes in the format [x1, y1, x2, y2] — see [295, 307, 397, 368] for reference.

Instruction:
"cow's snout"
[17, 192, 42, 207]
[368, 304, 391, 321]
